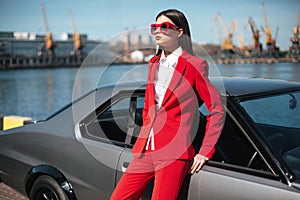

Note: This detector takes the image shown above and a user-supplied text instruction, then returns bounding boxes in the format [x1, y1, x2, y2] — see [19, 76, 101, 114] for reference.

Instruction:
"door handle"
[122, 162, 130, 172]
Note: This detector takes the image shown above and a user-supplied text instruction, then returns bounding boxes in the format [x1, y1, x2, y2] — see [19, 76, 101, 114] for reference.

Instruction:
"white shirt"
[145, 46, 183, 151]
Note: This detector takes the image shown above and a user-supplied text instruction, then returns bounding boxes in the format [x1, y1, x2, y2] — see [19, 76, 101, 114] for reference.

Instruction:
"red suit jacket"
[132, 50, 225, 160]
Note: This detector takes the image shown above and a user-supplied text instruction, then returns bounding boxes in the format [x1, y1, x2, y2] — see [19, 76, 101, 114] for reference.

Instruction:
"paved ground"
[0, 183, 28, 200]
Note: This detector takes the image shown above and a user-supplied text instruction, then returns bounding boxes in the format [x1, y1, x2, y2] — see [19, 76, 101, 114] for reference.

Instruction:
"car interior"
[239, 92, 300, 180]
[256, 124, 300, 178]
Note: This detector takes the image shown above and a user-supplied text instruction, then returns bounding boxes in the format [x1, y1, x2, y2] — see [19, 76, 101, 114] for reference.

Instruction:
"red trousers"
[110, 153, 191, 200]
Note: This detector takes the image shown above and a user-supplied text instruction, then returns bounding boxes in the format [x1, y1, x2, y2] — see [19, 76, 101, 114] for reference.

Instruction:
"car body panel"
[0, 129, 121, 199]
[189, 165, 300, 200]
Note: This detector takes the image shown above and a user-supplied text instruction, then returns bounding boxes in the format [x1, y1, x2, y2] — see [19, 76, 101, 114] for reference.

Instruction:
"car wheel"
[29, 175, 69, 200]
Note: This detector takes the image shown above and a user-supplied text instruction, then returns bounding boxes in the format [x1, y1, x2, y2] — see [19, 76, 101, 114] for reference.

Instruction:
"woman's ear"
[178, 28, 184, 38]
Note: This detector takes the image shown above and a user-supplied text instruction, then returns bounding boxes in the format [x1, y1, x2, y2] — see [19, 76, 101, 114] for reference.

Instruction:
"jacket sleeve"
[194, 60, 225, 159]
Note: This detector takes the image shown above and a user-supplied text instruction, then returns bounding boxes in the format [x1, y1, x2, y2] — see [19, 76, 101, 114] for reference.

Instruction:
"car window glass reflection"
[84, 97, 130, 143]
[241, 92, 300, 129]
[240, 92, 300, 179]
[211, 114, 270, 173]
[82, 95, 145, 145]
[196, 103, 270, 173]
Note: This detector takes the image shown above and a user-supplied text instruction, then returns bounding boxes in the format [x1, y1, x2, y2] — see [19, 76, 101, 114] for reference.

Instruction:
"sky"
[0, 0, 299, 50]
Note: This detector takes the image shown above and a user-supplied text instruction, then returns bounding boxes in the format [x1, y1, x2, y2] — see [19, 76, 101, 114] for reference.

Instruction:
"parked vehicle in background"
[0, 77, 300, 199]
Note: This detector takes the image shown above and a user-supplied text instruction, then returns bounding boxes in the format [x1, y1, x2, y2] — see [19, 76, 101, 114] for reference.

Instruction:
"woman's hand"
[189, 154, 208, 174]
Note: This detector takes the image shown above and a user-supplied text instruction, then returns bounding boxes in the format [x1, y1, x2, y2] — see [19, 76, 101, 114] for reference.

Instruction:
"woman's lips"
[155, 36, 161, 40]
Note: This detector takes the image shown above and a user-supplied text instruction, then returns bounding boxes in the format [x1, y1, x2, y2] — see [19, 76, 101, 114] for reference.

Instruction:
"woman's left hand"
[189, 154, 208, 174]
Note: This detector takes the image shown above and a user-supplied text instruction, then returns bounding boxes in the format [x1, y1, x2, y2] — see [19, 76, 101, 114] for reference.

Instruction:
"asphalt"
[0, 183, 28, 200]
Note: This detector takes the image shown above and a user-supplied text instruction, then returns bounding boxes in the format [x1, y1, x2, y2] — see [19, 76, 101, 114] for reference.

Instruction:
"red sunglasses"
[150, 22, 179, 35]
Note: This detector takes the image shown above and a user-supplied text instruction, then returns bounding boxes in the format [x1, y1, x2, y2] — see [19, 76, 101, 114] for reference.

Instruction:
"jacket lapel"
[148, 56, 160, 107]
[161, 51, 191, 107]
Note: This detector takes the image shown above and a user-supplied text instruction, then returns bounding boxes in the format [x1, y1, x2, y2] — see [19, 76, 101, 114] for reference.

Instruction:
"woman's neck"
[163, 44, 180, 57]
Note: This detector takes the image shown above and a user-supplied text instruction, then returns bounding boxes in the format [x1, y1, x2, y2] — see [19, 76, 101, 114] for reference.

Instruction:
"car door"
[78, 93, 138, 199]
[187, 104, 300, 200]
[115, 94, 154, 200]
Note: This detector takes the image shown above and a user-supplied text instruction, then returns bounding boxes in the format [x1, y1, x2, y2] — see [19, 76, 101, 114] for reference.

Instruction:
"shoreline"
[1, 56, 299, 70]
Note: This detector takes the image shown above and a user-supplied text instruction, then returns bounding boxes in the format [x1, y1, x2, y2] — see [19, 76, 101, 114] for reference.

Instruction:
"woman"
[110, 9, 225, 200]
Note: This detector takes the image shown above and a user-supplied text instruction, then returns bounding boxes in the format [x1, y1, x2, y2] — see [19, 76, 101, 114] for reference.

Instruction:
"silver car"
[0, 77, 300, 200]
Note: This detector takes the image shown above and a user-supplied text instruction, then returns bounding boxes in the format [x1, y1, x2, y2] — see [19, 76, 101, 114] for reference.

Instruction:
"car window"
[240, 91, 300, 179]
[198, 105, 271, 174]
[211, 115, 270, 173]
[81, 94, 145, 145]
[82, 97, 130, 143]
[136, 97, 145, 109]
[240, 92, 300, 129]
[107, 98, 130, 112]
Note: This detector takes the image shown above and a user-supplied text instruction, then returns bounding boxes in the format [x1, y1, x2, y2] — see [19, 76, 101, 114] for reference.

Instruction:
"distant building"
[0, 31, 111, 68]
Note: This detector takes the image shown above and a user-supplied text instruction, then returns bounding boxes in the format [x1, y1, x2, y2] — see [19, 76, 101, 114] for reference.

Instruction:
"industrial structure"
[68, 8, 84, 56]
[209, 1, 299, 64]
[0, 3, 111, 69]
[211, 13, 235, 58]
[0, 31, 110, 69]
[40, 3, 55, 57]
[261, 1, 280, 57]
[289, 12, 300, 59]
[1, 1, 300, 67]
[248, 17, 262, 56]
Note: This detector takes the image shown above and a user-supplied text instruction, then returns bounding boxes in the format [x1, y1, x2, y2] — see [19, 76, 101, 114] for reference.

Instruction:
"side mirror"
[289, 94, 297, 110]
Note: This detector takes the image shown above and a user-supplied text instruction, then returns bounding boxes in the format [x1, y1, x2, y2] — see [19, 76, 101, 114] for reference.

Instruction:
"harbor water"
[0, 62, 300, 120]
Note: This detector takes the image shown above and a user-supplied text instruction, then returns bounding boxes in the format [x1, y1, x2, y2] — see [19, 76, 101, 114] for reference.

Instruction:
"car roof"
[97, 77, 300, 98]
[221, 77, 300, 98]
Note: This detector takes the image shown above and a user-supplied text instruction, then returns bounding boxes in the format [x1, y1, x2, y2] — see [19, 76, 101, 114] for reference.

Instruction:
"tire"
[29, 175, 69, 200]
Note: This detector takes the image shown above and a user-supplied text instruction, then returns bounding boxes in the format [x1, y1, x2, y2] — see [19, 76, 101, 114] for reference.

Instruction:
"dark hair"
[155, 9, 194, 55]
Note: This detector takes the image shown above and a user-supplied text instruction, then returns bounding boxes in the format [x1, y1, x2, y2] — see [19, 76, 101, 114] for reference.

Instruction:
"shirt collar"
[159, 46, 182, 67]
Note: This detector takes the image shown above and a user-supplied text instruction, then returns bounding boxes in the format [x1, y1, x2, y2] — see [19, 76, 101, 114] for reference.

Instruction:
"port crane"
[261, 1, 278, 54]
[231, 19, 243, 49]
[289, 12, 300, 57]
[40, 3, 55, 56]
[68, 8, 83, 56]
[248, 17, 262, 55]
[235, 20, 253, 58]
[212, 13, 235, 56]
[273, 26, 279, 50]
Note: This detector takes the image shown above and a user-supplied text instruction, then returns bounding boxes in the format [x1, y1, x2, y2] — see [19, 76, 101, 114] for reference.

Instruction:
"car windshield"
[240, 91, 300, 180]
